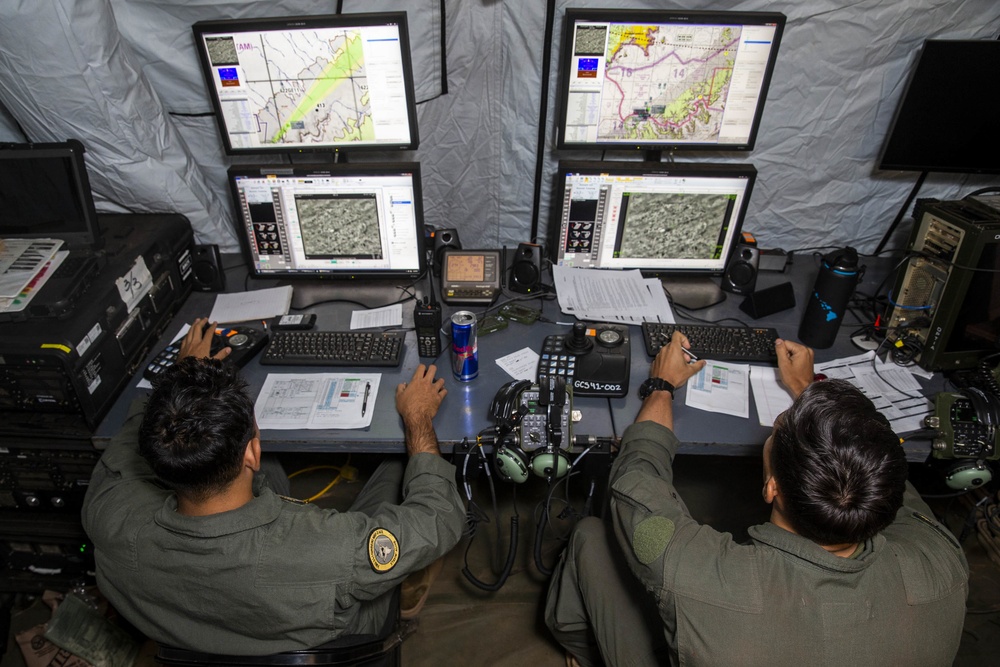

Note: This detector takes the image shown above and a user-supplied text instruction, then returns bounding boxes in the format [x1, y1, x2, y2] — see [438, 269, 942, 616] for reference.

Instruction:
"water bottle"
[798, 247, 864, 349]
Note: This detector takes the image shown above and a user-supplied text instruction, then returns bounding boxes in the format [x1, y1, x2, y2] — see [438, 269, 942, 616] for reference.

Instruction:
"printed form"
[255, 373, 381, 429]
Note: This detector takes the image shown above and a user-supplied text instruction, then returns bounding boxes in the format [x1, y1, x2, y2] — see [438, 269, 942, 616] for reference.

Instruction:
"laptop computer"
[0, 139, 107, 319]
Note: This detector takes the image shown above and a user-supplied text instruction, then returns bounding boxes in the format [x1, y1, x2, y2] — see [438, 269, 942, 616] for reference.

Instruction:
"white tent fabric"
[0, 0, 997, 255]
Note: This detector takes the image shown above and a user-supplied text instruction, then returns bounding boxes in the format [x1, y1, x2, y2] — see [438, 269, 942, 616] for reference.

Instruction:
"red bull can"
[451, 311, 478, 381]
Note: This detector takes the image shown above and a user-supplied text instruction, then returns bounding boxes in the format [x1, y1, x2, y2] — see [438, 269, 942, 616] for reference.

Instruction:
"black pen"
[361, 382, 371, 416]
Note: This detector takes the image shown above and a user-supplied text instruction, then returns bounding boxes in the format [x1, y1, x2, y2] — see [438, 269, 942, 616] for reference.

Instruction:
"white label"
[116, 256, 153, 311]
[75, 322, 103, 357]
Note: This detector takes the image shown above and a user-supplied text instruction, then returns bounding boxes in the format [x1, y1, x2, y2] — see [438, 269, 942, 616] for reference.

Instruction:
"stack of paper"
[209, 285, 294, 323]
[552, 265, 674, 325]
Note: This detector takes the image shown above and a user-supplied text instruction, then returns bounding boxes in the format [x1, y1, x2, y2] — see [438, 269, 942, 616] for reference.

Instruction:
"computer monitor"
[228, 162, 426, 308]
[551, 160, 757, 308]
[0, 139, 103, 250]
[193, 12, 419, 156]
[879, 39, 1000, 174]
[555, 9, 785, 154]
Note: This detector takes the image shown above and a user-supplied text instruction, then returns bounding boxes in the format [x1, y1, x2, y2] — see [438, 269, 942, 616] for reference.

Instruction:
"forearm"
[403, 416, 441, 457]
[635, 391, 676, 431]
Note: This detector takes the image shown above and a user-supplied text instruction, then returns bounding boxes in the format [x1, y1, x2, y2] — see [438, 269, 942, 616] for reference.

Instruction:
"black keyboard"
[260, 331, 404, 367]
[641, 323, 780, 364]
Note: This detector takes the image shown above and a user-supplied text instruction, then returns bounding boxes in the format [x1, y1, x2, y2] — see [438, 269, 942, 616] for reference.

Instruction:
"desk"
[93, 255, 942, 461]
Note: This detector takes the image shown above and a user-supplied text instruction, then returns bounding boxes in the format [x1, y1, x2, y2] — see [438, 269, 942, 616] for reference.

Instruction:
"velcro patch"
[633, 516, 674, 565]
[368, 528, 400, 573]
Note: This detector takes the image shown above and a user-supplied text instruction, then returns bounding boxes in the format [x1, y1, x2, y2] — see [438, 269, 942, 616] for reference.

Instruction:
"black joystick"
[564, 322, 593, 354]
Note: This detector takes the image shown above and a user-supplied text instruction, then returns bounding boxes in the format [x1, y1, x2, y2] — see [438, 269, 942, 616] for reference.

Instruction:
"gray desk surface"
[93, 254, 941, 461]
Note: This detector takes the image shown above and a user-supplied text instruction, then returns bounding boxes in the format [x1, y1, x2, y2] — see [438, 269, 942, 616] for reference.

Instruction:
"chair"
[155, 592, 409, 667]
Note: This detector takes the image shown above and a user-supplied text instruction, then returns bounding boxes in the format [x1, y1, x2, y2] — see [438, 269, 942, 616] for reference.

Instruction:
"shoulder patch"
[633, 516, 675, 565]
[368, 528, 400, 573]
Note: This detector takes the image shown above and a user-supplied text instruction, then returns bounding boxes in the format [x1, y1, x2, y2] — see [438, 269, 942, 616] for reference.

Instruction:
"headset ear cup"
[944, 460, 993, 490]
[495, 445, 530, 484]
[530, 451, 569, 479]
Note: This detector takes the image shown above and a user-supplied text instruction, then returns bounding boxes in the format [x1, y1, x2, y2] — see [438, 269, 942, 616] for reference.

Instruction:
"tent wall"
[0, 0, 997, 255]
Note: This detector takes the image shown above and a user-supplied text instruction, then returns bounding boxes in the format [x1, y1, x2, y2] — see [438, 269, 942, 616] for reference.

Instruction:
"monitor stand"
[285, 279, 410, 310]
[659, 276, 726, 310]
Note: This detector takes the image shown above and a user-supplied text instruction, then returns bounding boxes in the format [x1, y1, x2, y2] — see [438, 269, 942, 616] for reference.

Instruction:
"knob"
[932, 439, 947, 451]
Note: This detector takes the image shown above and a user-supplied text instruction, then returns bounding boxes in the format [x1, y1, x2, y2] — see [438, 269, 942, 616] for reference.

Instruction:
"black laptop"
[0, 139, 106, 319]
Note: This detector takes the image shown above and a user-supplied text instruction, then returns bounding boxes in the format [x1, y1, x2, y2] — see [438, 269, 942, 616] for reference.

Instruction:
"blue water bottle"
[798, 247, 864, 349]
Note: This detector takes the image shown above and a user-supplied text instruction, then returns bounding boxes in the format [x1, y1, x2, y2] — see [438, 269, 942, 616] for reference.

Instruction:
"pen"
[660, 333, 699, 362]
[361, 382, 371, 416]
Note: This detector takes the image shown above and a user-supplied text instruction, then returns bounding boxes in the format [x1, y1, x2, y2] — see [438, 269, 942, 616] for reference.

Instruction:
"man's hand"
[651, 331, 706, 388]
[775, 338, 815, 399]
[178, 318, 232, 361]
[636, 332, 706, 430]
[396, 364, 447, 456]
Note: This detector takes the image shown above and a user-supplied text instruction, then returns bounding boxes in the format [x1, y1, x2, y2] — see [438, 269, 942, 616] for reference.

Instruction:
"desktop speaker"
[721, 244, 759, 295]
[192, 244, 225, 292]
[739, 281, 796, 319]
[509, 242, 543, 294]
[433, 228, 462, 276]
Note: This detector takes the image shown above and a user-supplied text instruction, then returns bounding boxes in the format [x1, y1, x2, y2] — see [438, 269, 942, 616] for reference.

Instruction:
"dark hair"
[771, 379, 907, 545]
[139, 357, 255, 500]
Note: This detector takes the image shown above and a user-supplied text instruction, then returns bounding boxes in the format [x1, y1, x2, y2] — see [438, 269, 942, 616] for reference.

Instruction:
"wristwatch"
[639, 377, 676, 400]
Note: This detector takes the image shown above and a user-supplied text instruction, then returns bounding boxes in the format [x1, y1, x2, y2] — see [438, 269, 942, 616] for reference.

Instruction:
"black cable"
[528, 0, 558, 243]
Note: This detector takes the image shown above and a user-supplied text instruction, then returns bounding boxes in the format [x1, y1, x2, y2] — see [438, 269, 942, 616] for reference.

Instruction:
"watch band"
[639, 377, 676, 400]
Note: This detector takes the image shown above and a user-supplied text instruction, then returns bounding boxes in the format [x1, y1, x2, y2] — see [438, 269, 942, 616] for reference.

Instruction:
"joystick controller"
[564, 322, 594, 354]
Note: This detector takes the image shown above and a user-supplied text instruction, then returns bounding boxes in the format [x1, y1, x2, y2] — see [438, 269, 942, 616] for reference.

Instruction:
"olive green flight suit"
[82, 399, 465, 655]
[546, 420, 969, 667]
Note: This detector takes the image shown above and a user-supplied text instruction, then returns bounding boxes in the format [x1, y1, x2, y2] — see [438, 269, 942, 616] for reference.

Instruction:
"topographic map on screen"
[207, 28, 373, 146]
[598, 24, 740, 143]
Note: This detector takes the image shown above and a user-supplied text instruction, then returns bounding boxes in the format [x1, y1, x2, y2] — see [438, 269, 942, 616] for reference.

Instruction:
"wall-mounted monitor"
[193, 12, 419, 156]
[555, 9, 785, 153]
[879, 40, 1000, 174]
[228, 163, 426, 308]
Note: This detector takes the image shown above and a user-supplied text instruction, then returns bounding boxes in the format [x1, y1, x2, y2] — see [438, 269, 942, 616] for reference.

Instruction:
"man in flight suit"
[82, 318, 465, 654]
[545, 333, 969, 666]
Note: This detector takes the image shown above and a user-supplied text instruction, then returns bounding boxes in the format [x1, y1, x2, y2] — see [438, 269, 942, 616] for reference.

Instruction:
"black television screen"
[555, 9, 785, 153]
[879, 40, 1000, 174]
[550, 161, 757, 276]
[193, 12, 419, 156]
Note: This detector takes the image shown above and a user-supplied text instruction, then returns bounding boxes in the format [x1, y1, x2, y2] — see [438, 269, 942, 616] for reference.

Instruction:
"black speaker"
[721, 244, 759, 295]
[739, 281, 796, 319]
[433, 228, 461, 276]
[192, 244, 226, 292]
[509, 242, 543, 294]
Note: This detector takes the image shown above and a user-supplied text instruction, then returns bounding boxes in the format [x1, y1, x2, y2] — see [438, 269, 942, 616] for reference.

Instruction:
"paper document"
[0, 250, 68, 314]
[209, 285, 293, 323]
[552, 265, 674, 324]
[747, 351, 932, 433]
[0, 238, 61, 296]
[255, 373, 381, 429]
[351, 303, 403, 330]
[496, 347, 540, 381]
[685, 361, 750, 418]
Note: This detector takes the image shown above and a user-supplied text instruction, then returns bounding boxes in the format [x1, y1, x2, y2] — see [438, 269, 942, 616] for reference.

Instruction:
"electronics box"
[886, 198, 1000, 371]
[0, 214, 195, 440]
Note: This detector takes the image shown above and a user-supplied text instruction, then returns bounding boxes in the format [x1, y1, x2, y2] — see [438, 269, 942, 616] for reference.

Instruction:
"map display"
[597, 24, 740, 143]
[208, 29, 373, 147]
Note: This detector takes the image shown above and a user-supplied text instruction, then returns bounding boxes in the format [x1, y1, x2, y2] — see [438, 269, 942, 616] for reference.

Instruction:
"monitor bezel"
[0, 139, 103, 250]
[227, 162, 427, 282]
[193, 12, 421, 156]
[878, 39, 1000, 175]
[554, 9, 786, 153]
[549, 160, 758, 277]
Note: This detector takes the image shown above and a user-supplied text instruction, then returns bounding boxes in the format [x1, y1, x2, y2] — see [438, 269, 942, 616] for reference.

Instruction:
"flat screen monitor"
[878, 40, 1000, 174]
[193, 12, 419, 156]
[0, 139, 102, 250]
[551, 161, 756, 308]
[228, 163, 426, 307]
[555, 9, 785, 153]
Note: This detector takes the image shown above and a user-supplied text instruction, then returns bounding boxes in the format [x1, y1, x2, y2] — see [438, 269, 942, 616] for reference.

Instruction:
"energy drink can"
[451, 311, 478, 381]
